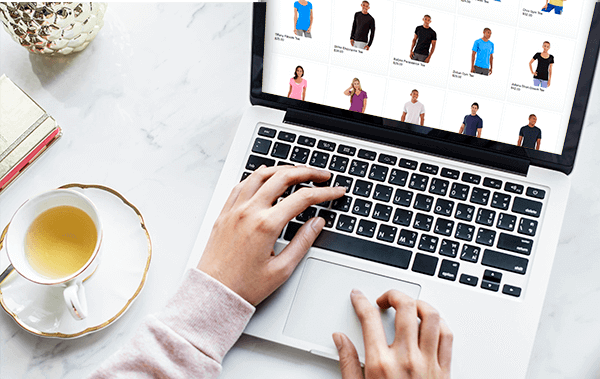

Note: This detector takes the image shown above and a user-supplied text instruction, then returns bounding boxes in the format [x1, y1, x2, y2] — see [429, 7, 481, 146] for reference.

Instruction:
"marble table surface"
[1, 3, 600, 378]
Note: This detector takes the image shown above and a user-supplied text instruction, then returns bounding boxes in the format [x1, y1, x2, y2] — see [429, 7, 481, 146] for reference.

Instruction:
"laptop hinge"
[283, 108, 531, 176]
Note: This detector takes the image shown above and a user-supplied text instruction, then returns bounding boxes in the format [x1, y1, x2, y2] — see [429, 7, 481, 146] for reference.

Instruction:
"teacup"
[5, 189, 102, 320]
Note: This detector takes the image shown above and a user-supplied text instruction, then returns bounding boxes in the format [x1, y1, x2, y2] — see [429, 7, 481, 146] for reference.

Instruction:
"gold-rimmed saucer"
[0, 184, 152, 338]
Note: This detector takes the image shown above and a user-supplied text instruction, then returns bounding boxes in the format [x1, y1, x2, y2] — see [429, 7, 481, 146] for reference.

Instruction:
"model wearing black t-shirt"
[350, 1, 375, 50]
[517, 115, 542, 150]
[529, 41, 554, 88]
[410, 15, 437, 63]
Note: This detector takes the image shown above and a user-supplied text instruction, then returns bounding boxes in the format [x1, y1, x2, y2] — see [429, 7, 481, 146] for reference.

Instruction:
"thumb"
[272, 217, 325, 275]
[333, 333, 363, 379]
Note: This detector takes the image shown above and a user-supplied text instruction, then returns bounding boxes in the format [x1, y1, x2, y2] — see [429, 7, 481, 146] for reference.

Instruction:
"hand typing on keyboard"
[197, 165, 346, 305]
[333, 289, 453, 379]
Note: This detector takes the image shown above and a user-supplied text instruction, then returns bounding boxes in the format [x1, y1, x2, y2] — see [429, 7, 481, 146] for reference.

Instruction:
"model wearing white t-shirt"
[401, 90, 425, 126]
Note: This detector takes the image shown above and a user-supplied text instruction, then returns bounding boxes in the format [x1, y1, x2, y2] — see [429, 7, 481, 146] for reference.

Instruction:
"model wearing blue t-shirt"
[471, 28, 494, 76]
[294, 1, 313, 38]
[459, 103, 483, 138]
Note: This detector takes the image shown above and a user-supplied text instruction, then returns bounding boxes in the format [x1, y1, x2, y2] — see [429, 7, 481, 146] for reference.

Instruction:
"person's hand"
[488, 68, 493, 75]
[410, 51, 414, 59]
[425, 56, 431, 63]
[333, 289, 453, 379]
[308, 27, 312, 33]
[197, 165, 346, 306]
[365, 45, 370, 51]
[547, 79, 551, 87]
[351, 39, 354, 46]
[294, 29, 298, 35]
[470, 67, 475, 73]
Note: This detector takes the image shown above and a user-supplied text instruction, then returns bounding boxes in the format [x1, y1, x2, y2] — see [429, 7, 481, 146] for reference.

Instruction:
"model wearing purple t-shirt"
[344, 78, 367, 113]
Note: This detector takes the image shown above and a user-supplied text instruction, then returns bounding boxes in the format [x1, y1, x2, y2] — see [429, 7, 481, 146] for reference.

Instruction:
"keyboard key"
[378, 154, 397, 165]
[439, 239, 460, 258]
[491, 192, 511, 210]
[414, 194, 434, 212]
[281, 185, 294, 198]
[373, 204, 393, 222]
[412, 253, 439, 276]
[393, 189, 413, 207]
[313, 229, 412, 269]
[413, 213, 433, 231]
[338, 144, 356, 156]
[332, 195, 352, 212]
[252, 138, 272, 155]
[450, 183, 470, 201]
[240, 172, 251, 182]
[377, 225, 398, 243]
[373, 184, 393, 202]
[429, 178, 449, 196]
[505, 182, 524, 194]
[313, 175, 332, 188]
[246, 155, 275, 171]
[470, 187, 490, 205]
[455, 223, 475, 241]
[389, 169, 409, 186]
[476, 228, 496, 246]
[462, 172, 481, 184]
[434, 198, 454, 217]
[419, 163, 439, 175]
[277, 161, 294, 166]
[284, 221, 302, 241]
[358, 149, 377, 161]
[434, 218, 455, 236]
[441, 168, 460, 180]
[271, 142, 291, 159]
[278, 131, 296, 142]
[318, 210, 337, 228]
[512, 197, 543, 218]
[398, 229, 418, 247]
[481, 281, 500, 292]
[483, 269, 502, 284]
[392, 208, 413, 226]
[438, 260, 459, 281]
[336, 215, 357, 233]
[497, 233, 533, 255]
[518, 218, 538, 236]
[497, 213, 517, 231]
[349, 160, 369, 177]
[317, 140, 336, 151]
[399, 158, 418, 170]
[297, 135, 316, 147]
[369, 164, 389, 182]
[296, 207, 317, 222]
[290, 146, 310, 163]
[502, 284, 522, 297]
[526, 187, 546, 199]
[352, 198, 373, 217]
[476, 208, 496, 226]
[418, 234, 439, 252]
[483, 177, 502, 189]
[482, 249, 528, 275]
[329, 155, 349, 173]
[258, 127, 276, 138]
[309, 151, 330, 168]
[455, 203, 475, 222]
[409, 173, 429, 191]
[334, 175, 353, 193]
[459, 274, 478, 286]
[357, 219, 377, 238]
[460, 244, 481, 263]
[353, 180, 373, 197]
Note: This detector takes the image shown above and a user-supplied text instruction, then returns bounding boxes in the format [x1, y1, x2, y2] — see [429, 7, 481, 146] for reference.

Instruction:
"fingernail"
[309, 216, 325, 231]
[332, 333, 343, 350]
[351, 288, 363, 297]
[258, 164, 266, 170]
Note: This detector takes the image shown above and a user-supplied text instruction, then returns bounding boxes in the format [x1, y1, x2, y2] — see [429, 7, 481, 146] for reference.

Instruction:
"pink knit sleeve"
[87, 269, 255, 379]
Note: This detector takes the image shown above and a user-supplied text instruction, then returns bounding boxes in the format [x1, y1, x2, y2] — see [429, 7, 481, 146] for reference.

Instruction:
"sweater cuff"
[157, 268, 255, 363]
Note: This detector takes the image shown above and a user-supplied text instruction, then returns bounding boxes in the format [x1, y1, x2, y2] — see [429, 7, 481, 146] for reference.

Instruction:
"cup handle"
[63, 280, 88, 320]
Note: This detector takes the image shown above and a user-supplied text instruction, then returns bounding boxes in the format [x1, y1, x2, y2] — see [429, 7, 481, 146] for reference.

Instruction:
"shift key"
[482, 249, 528, 275]
[512, 197, 542, 218]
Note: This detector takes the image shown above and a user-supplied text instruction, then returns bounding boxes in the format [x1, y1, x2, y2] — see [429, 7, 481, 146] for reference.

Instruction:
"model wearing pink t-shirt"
[288, 65, 307, 100]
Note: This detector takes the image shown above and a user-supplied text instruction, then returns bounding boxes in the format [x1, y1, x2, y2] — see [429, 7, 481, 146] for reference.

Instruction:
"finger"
[351, 289, 388, 357]
[272, 186, 346, 226]
[270, 217, 325, 279]
[221, 181, 245, 214]
[235, 165, 284, 205]
[376, 290, 419, 350]
[333, 333, 364, 379]
[416, 300, 442, 358]
[438, 319, 453, 372]
[254, 166, 332, 205]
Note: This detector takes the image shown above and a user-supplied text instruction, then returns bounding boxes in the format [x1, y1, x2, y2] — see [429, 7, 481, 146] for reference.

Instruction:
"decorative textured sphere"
[0, 3, 107, 55]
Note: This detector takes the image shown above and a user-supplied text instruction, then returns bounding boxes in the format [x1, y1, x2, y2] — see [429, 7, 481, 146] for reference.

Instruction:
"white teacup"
[5, 189, 102, 320]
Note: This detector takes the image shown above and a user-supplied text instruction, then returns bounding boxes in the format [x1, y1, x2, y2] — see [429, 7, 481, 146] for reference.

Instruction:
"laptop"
[187, 1, 600, 377]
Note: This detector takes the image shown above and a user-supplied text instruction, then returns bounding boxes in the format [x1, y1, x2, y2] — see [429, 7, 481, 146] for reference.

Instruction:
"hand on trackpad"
[282, 258, 421, 362]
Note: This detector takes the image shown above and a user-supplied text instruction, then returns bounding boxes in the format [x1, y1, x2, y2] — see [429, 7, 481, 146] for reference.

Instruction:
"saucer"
[0, 184, 152, 338]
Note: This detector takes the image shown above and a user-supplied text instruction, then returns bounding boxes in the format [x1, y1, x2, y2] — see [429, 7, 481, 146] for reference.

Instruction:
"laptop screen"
[256, 0, 599, 171]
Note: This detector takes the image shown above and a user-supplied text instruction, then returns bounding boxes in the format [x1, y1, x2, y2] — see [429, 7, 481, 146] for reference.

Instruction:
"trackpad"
[283, 258, 421, 360]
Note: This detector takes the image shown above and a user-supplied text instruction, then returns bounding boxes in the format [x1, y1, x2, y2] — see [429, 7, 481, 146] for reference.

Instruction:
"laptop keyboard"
[242, 124, 547, 299]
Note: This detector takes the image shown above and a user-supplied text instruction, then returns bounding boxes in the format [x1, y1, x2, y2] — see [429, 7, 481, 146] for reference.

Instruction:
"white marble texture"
[0, 3, 599, 379]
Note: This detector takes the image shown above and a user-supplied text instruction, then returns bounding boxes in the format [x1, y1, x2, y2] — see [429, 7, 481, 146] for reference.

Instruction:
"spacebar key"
[313, 230, 412, 269]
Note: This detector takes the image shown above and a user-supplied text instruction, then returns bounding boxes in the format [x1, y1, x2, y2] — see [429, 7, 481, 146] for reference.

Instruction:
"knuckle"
[298, 187, 318, 202]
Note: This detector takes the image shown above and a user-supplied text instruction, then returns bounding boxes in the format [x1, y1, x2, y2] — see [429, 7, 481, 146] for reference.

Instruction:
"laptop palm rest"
[283, 257, 421, 361]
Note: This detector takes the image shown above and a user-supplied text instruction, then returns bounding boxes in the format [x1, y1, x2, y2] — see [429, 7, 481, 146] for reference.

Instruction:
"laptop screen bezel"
[250, 2, 600, 175]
